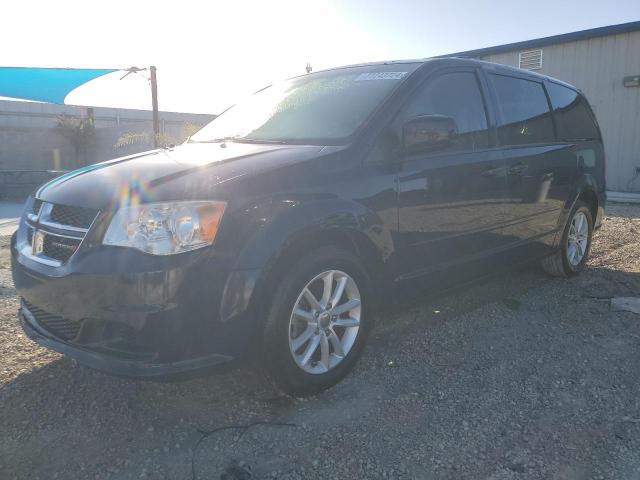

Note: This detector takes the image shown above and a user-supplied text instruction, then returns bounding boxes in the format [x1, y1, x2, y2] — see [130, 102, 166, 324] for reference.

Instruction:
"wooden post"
[150, 66, 160, 148]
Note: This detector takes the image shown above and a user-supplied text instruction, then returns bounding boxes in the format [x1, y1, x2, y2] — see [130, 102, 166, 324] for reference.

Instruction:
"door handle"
[509, 162, 527, 175]
[481, 165, 503, 177]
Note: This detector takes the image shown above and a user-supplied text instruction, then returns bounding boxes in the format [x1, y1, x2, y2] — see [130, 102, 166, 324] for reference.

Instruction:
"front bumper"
[11, 233, 261, 378]
[19, 301, 233, 378]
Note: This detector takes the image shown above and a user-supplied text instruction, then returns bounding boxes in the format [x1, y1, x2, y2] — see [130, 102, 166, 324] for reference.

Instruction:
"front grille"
[42, 234, 82, 263]
[22, 199, 99, 266]
[23, 300, 82, 341]
[50, 204, 98, 229]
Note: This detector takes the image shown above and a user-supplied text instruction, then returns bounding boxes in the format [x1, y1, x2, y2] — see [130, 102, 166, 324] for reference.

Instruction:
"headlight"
[103, 201, 226, 255]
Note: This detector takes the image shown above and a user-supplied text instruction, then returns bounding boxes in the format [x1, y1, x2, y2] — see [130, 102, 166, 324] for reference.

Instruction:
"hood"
[36, 142, 331, 210]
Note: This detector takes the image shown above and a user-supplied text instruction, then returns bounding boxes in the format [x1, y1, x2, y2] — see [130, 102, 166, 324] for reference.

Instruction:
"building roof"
[446, 20, 640, 58]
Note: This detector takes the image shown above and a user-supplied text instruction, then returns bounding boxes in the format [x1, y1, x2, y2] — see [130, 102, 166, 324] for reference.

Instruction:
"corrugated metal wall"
[480, 30, 640, 193]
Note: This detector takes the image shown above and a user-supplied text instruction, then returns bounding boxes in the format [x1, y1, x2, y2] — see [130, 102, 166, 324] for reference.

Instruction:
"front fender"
[233, 196, 395, 271]
[218, 195, 395, 322]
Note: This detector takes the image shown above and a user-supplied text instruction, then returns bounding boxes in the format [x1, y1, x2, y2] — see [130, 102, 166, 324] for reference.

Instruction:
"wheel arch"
[576, 188, 598, 224]
[263, 226, 389, 296]
[240, 199, 396, 318]
[552, 178, 600, 248]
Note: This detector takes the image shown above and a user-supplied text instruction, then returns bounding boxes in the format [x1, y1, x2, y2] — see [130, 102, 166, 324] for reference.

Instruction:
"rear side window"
[546, 82, 600, 140]
[403, 72, 489, 151]
[490, 74, 555, 146]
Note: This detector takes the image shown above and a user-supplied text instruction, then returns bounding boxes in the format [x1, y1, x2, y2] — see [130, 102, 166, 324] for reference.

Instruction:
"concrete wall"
[0, 100, 214, 198]
[480, 29, 640, 193]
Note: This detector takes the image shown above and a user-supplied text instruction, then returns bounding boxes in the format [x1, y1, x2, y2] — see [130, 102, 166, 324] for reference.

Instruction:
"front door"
[395, 69, 510, 280]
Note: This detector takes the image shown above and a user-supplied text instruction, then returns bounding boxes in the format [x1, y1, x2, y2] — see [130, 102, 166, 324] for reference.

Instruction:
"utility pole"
[150, 66, 160, 148]
[120, 66, 160, 147]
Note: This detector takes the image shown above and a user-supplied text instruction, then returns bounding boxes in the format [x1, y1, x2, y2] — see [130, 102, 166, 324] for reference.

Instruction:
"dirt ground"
[1, 204, 639, 480]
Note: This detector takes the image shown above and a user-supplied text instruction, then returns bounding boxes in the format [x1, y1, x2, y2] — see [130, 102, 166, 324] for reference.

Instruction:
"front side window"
[190, 64, 421, 145]
[490, 74, 555, 146]
[546, 82, 600, 141]
[402, 72, 489, 152]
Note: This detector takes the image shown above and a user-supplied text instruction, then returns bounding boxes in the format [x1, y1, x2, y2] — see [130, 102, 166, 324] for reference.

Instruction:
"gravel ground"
[1, 204, 639, 480]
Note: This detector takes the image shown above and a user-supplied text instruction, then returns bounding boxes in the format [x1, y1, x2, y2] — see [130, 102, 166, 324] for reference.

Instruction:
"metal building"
[450, 21, 640, 198]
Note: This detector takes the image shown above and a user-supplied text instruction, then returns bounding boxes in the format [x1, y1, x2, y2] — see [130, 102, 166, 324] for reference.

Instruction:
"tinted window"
[547, 82, 600, 140]
[403, 72, 489, 151]
[490, 74, 555, 146]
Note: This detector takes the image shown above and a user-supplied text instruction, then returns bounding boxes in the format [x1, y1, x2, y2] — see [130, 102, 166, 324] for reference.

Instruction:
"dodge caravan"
[11, 58, 605, 396]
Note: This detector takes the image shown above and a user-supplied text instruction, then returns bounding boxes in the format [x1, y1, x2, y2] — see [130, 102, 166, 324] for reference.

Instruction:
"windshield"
[190, 64, 420, 145]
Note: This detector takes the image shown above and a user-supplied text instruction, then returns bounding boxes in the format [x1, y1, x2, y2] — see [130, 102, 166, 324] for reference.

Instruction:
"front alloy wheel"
[261, 246, 371, 397]
[288, 270, 361, 374]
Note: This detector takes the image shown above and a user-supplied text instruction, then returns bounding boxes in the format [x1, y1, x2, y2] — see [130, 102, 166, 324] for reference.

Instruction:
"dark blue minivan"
[12, 58, 605, 396]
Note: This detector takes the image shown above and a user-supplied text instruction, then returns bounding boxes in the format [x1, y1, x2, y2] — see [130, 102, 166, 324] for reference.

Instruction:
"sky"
[1, 0, 638, 115]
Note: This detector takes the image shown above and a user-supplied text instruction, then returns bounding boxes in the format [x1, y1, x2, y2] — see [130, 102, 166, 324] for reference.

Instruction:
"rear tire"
[261, 246, 372, 397]
[541, 200, 593, 277]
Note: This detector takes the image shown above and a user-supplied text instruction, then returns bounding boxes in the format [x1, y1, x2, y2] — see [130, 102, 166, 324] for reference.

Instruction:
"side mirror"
[402, 114, 458, 154]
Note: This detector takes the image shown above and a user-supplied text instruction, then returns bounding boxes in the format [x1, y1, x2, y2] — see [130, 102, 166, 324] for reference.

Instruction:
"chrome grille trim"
[37, 219, 89, 234]
[20, 199, 99, 266]
[20, 242, 64, 267]
[26, 199, 43, 223]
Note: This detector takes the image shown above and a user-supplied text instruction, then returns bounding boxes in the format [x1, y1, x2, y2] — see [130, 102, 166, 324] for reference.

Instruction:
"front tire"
[541, 200, 593, 277]
[261, 246, 372, 397]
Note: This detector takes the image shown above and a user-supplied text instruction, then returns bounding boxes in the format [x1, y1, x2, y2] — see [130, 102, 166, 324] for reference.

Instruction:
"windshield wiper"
[236, 137, 288, 145]
[188, 136, 238, 144]
[190, 136, 288, 145]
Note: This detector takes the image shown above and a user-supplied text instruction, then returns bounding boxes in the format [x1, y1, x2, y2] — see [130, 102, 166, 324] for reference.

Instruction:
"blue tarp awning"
[0, 67, 117, 104]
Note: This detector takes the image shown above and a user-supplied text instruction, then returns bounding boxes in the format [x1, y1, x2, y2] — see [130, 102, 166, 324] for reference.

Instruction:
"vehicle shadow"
[2, 265, 550, 406]
[2, 262, 639, 479]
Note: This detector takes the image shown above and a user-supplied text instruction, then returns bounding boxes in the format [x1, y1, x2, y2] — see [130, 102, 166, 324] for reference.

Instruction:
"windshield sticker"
[355, 72, 408, 81]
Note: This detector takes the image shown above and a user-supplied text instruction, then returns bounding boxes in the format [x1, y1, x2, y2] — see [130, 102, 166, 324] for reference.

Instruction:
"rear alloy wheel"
[261, 247, 371, 397]
[541, 200, 593, 277]
[566, 211, 589, 267]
